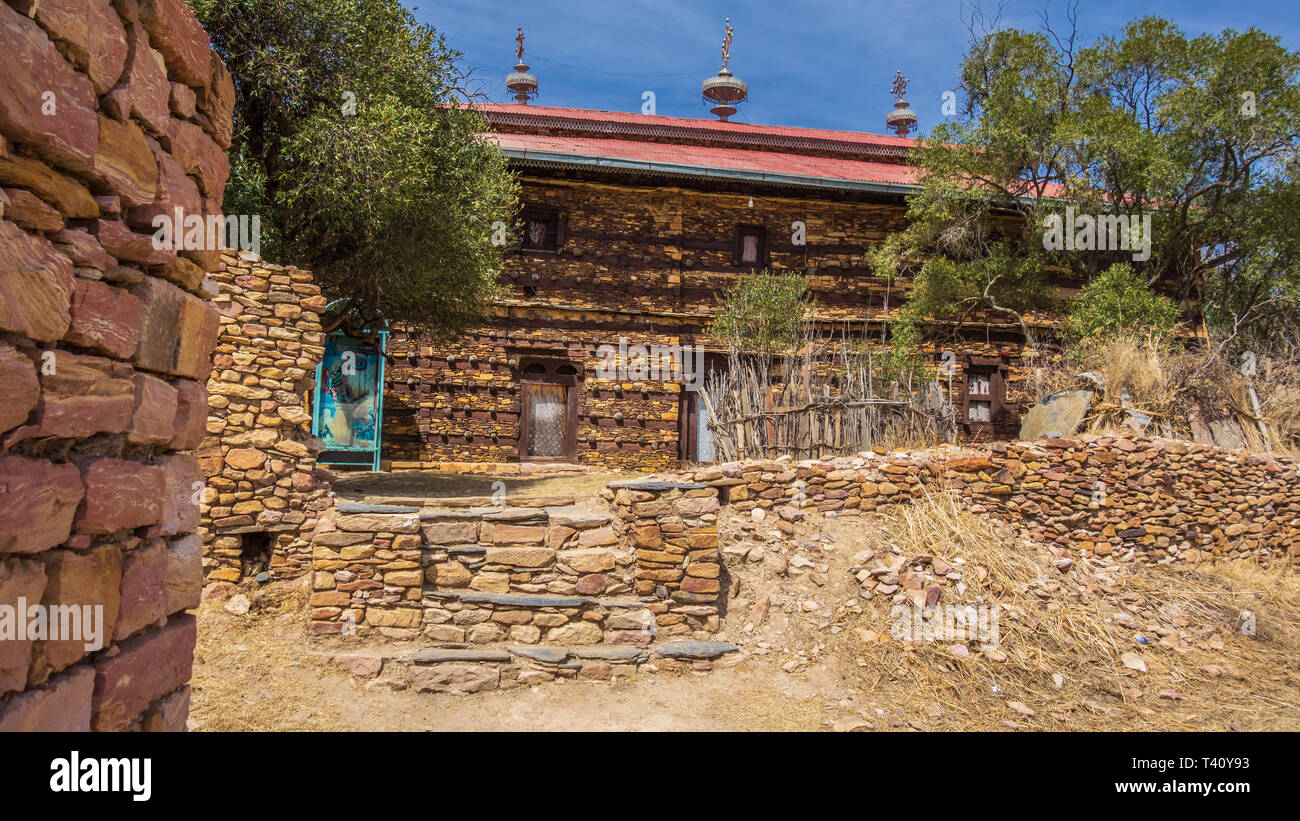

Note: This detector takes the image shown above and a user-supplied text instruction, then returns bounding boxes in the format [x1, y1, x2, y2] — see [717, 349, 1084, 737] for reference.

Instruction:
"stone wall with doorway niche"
[0, 0, 232, 731]
[196, 250, 330, 584]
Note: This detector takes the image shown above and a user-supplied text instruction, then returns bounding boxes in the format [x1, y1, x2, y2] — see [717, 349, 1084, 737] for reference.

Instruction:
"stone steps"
[310, 640, 742, 693]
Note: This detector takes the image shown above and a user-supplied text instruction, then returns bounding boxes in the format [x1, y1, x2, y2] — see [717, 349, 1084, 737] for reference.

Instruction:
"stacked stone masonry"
[670, 434, 1300, 563]
[309, 434, 1298, 665]
[309, 493, 723, 644]
[0, 0, 232, 731]
[196, 250, 329, 583]
[381, 177, 1037, 472]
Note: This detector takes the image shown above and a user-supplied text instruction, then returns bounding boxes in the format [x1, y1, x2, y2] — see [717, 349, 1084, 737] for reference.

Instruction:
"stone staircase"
[309, 479, 736, 695]
[312, 492, 722, 644]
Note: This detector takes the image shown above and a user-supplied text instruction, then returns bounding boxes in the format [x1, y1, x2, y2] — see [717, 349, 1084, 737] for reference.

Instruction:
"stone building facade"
[0, 0, 231, 731]
[196, 251, 331, 584]
[380, 105, 1040, 473]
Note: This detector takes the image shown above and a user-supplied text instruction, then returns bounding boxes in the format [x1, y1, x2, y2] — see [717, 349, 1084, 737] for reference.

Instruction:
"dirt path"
[188, 584, 834, 732]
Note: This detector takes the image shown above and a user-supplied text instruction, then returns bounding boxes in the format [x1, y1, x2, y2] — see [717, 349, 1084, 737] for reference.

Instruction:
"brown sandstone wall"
[0, 0, 231, 731]
[382, 177, 1037, 471]
[196, 251, 329, 584]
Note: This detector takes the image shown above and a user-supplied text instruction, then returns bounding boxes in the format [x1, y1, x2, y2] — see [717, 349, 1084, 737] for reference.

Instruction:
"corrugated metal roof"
[477, 103, 916, 151]
[488, 132, 921, 189]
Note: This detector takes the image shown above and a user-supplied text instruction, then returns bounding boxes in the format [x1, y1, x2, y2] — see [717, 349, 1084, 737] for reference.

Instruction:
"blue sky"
[408, 0, 1300, 135]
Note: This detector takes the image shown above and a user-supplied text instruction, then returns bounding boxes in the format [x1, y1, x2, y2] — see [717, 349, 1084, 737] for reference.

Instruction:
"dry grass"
[843, 490, 1300, 730]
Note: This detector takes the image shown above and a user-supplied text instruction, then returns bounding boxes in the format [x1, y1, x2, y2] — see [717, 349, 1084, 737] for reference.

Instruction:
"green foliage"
[192, 0, 517, 339]
[707, 270, 812, 356]
[873, 13, 1300, 352]
[1065, 264, 1181, 346]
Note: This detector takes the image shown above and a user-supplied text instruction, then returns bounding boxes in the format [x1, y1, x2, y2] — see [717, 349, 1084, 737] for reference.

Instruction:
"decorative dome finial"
[886, 69, 917, 136]
[702, 17, 748, 122]
[506, 27, 538, 104]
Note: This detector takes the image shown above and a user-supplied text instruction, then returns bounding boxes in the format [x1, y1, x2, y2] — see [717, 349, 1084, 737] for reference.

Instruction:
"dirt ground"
[188, 579, 833, 732]
[190, 497, 1300, 732]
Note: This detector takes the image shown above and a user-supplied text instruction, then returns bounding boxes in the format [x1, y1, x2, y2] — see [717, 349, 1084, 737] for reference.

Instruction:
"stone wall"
[0, 0, 231, 731]
[669, 435, 1300, 563]
[294, 435, 1300, 702]
[381, 177, 1037, 472]
[307, 482, 727, 643]
[308, 502, 669, 645]
[197, 251, 329, 584]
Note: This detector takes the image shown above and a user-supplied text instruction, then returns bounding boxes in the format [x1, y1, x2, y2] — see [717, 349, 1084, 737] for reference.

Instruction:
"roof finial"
[886, 69, 917, 137]
[506, 27, 538, 105]
[721, 17, 734, 70]
[702, 17, 747, 122]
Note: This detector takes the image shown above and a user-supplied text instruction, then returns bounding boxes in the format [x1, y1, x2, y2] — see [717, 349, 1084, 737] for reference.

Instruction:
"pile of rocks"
[196, 251, 329, 584]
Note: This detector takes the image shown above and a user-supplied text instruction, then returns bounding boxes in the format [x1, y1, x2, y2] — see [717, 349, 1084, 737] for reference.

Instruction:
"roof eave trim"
[499, 147, 918, 195]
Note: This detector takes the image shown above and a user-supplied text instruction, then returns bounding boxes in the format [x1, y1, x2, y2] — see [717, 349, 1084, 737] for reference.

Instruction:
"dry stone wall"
[307, 435, 1297, 656]
[197, 251, 329, 584]
[308, 484, 725, 644]
[671, 435, 1300, 564]
[309, 502, 666, 644]
[303, 435, 1297, 697]
[0, 0, 231, 731]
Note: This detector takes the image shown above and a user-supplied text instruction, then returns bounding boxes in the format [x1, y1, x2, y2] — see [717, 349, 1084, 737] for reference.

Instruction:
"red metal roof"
[488, 131, 921, 187]
[477, 103, 917, 151]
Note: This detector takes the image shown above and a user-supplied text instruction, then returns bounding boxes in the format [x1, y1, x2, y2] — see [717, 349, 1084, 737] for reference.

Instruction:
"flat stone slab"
[544, 506, 613, 528]
[1019, 389, 1094, 441]
[654, 641, 739, 659]
[446, 545, 486, 555]
[420, 508, 499, 520]
[572, 646, 649, 663]
[337, 503, 420, 514]
[482, 507, 547, 522]
[508, 646, 570, 664]
[422, 591, 647, 609]
[605, 480, 708, 491]
[413, 648, 512, 664]
[459, 592, 593, 608]
[221, 524, 295, 534]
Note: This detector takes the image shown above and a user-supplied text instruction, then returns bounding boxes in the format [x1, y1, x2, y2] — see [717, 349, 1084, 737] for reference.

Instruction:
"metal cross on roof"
[891, 69, 909, 101]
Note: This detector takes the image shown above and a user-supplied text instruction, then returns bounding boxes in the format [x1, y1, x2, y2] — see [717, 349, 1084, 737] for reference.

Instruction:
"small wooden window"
[734, 225, 767, 267]
[962, 366, 1002, 425]
[520, 207, 562, 252]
